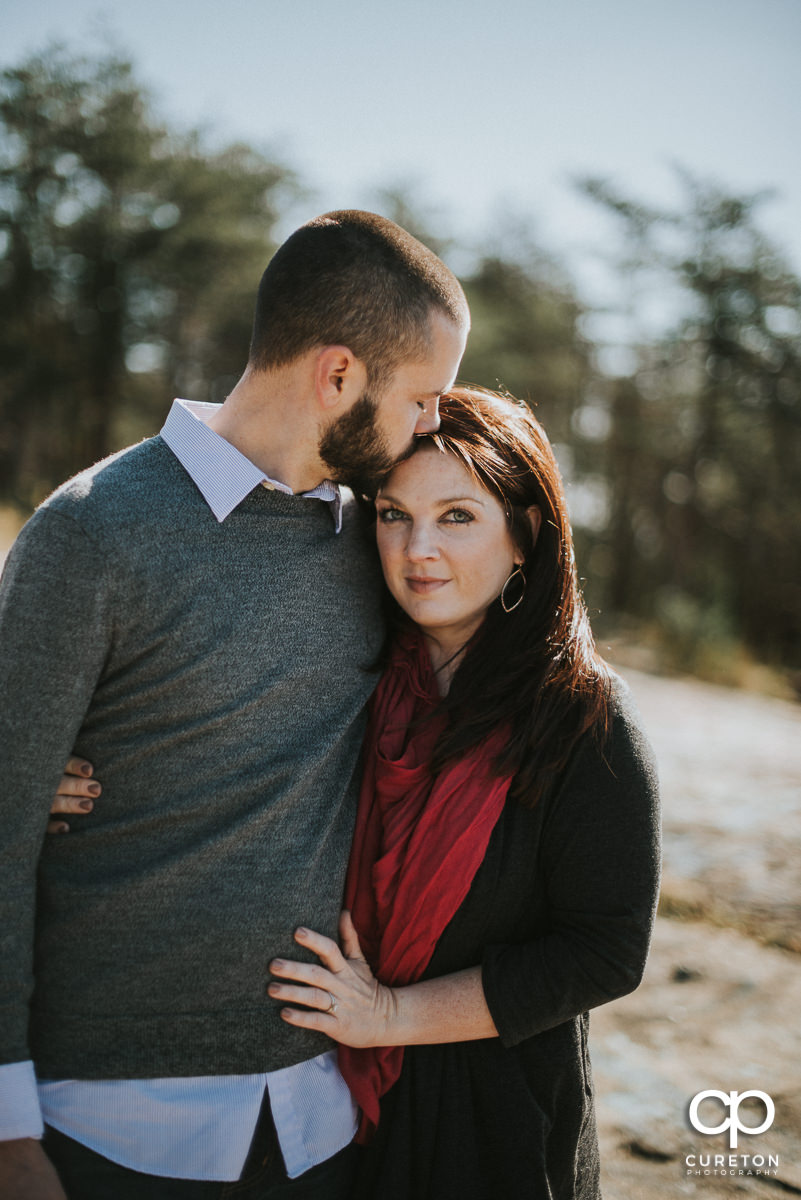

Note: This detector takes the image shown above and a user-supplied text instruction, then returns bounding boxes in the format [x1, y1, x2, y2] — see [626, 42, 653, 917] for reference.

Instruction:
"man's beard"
[319, 390, 413, 494]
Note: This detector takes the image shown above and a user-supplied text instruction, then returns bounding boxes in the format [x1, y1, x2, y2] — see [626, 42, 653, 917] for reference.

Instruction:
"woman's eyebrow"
[377, 494, 486, 507]
[437, 496, 486, 506]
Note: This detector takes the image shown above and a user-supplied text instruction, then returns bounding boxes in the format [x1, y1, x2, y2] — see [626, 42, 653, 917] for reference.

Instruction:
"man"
[0, 210, 469, 1198]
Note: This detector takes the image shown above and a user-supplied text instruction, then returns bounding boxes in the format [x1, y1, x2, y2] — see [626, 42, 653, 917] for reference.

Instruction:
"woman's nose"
[405, 523, 439, 561]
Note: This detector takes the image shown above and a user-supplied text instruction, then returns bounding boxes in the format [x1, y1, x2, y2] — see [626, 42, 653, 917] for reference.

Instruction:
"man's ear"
[515, 505, 542, 565]
[314, 345, 366, 412]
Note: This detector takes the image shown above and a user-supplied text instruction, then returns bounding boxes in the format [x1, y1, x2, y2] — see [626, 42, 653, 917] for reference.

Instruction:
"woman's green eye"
[446, 509, 473, 524]
[378, 507, 406, 522]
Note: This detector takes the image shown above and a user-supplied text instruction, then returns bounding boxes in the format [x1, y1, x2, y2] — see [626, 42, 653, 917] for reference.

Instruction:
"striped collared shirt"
[163, 398, 343, 530]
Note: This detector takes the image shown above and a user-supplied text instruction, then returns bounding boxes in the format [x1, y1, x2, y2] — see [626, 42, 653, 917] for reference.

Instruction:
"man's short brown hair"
[248, 210, 469, 387]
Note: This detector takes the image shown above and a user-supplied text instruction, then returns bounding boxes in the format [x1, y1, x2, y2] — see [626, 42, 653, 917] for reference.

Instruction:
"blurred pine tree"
[0, 45, 296, 506]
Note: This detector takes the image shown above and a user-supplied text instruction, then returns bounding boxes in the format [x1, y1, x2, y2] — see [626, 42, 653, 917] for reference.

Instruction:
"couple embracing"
[0, 211, 660, 1199]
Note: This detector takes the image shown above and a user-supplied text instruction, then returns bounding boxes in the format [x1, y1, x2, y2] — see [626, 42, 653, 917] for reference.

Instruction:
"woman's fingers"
[339, 910, 366, 961]
[48, 760, 101, 831]
[267, 955, 341, 1031]
[65, 756, 94, 778]
[269, 955, 333, 989]
[267, 981, 336, 1012]
[50, 775, 100, 814]
[268, 931, 395, 1048]
[58, 772, 100, 798]
[278, 1005, 338, 1033]
[50, 790, 96, 814]
[292, 926, 346, 972]
[267, 924, 389, 1047]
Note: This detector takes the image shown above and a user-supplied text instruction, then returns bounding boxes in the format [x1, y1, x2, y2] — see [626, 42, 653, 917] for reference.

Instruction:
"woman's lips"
[405, 577, 449, 594]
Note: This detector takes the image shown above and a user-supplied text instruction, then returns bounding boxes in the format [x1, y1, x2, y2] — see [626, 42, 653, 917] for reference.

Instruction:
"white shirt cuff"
[0, 1061, 44, 1140]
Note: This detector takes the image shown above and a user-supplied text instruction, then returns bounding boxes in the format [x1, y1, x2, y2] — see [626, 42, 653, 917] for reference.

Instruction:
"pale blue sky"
[3, 0, 800, 306]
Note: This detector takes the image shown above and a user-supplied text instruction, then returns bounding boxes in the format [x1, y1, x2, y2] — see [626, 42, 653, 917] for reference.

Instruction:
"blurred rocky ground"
[594, 665, 801, 1197]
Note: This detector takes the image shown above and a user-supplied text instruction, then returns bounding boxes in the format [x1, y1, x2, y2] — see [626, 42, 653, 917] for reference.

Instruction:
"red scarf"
[338, 631, 513, 1141]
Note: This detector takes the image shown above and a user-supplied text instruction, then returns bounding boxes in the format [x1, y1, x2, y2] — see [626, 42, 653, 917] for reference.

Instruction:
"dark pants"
[42, 1089, 359, 1200]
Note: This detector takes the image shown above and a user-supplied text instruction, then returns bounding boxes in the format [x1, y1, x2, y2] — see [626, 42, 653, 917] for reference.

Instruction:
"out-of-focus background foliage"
[2, 44, 799, 688]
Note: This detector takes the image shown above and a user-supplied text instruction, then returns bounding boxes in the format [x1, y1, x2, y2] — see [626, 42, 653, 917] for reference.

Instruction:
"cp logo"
[689, 1090, 775, 1149]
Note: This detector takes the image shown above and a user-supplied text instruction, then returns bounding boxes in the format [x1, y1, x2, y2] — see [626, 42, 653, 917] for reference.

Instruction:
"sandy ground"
[594, 666, 801, 1197]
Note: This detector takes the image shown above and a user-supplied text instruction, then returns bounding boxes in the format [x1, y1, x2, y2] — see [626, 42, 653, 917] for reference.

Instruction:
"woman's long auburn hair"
[388, 385, 612, 808]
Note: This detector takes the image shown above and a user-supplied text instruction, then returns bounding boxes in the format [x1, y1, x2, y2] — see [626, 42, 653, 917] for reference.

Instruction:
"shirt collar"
[160, 399, 343, 532]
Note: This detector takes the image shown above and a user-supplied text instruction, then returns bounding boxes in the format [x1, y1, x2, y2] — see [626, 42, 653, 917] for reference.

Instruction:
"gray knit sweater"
[0, 436, 384, 1079]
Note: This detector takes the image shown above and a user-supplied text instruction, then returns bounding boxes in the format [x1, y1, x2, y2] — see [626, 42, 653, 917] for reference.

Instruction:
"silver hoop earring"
[501, 565, 526, 613]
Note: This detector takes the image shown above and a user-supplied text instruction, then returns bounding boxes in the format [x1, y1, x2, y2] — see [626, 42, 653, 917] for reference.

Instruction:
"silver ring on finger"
[324, 991, 338, 1015]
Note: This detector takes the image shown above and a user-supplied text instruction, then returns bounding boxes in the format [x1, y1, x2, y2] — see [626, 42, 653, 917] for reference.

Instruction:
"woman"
[55, 386, 660, 1199]
[266, 385, 660, 1198]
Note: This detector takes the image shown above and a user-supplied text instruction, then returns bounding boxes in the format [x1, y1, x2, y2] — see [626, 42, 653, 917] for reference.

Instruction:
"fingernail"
[271, 960, 285, 971]
[88, 783, 101, 797]
[296, 927, 309, 938]
[54, 823, 69, 834]
[78, 800, 93, 812]
[80, 763, 92, 777]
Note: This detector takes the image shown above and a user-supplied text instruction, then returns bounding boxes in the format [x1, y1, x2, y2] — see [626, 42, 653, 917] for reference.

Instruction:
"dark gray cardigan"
[354, 676, 661, 1200]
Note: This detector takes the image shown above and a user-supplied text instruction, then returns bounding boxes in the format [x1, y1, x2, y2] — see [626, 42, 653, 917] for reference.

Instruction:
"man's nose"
[414, 397, 441, 435]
